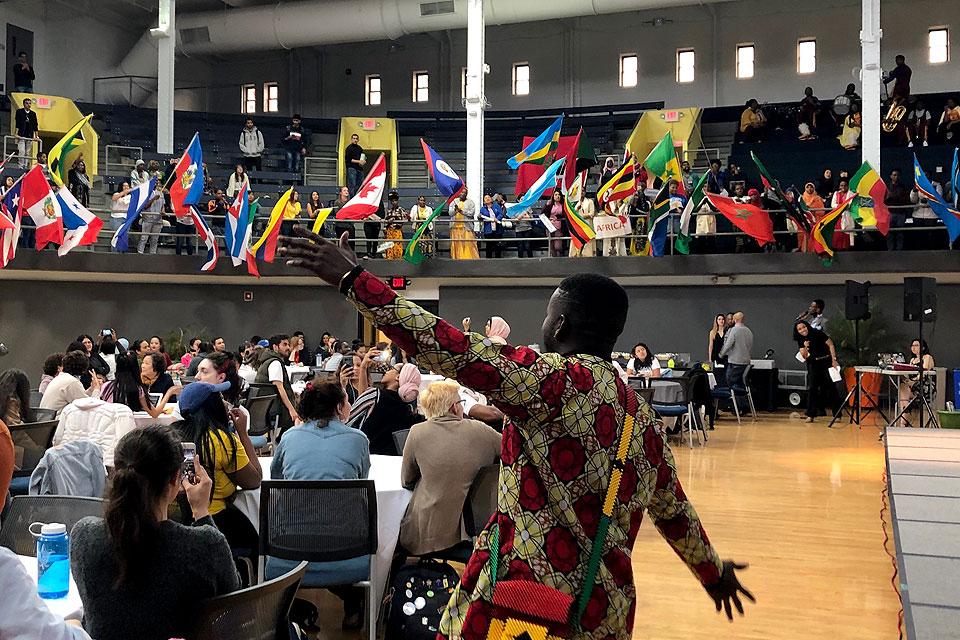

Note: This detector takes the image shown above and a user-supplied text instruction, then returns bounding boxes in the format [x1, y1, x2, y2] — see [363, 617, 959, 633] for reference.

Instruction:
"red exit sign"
[33, 97, 52, 109]
[358, 119, 378, 130]
[389, 276, 409, 290]
[662, 110, 680, 122]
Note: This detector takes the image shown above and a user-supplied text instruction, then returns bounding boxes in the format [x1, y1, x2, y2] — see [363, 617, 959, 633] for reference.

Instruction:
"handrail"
[3, 135, 42, 167]
[104, 145, 144, 177]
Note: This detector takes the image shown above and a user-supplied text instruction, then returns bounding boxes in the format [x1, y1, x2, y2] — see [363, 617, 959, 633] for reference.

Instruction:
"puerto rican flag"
[20, 165, 64, 250]
[0, 177, 22, 267]
[189, 205, 219, 271]
[224, 182, 252, 268]
[169, 132, 205, 214]
[57, 187, 104, 256]
[335, 153, 387, 220]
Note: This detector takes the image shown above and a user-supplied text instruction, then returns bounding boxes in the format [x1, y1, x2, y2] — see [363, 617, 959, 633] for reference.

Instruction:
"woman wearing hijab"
[800, 182, 825, 252]
[485, 316, 511, 345]
[347, 362, 424, 455]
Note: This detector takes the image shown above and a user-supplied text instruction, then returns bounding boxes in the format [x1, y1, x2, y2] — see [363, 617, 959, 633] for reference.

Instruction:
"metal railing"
[302, 156, 337, 185]
[396, 159, 430, 188]
[3, 135, 42, 168]
[104, 145, 144, 177]
[684, 147, 721, 171]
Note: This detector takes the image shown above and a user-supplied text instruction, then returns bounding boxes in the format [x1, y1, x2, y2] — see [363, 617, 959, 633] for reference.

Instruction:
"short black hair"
[198, 341, 213, 353]
[814, 298, 825, 311]
[18, 51, 27, 57]
[62, 350, 90, 376]
[292, 113, 302, 119]
[269, 334, 290, 349]
[43, 353, 64, 376]
[556, 274, 628, 344]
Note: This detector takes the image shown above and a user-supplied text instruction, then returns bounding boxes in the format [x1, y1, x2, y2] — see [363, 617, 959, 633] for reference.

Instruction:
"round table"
[16, 554, 84, 620]
[133, 403, 180, 428]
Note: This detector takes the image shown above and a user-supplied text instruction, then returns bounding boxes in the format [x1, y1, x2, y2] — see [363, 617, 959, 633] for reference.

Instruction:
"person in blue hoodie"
[479, 193, 505, 258]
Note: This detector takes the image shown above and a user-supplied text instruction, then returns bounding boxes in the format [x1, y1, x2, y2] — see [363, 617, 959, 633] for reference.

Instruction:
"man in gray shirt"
[719, 311, 753, 388]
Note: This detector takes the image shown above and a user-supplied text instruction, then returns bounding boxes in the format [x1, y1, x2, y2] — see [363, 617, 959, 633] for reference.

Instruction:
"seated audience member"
[185, 341, 213, 377]
[0, 369, 34, 426]
[39, 353, 64, 394]
[739, 99, 767, 143]
[100, 353, 172, 418]
[99, 337, 119, 381]
[180, 336, 202, 368]
[131, 338, 151, 365]
[485, 316, 511, 345]
[77, 334, 110, 380]
[399, 380, 501, 556]
[269, 382, 369, 629]
[70, 426, 238, 640]
[141, 353, 176, 397]
[831, 83, 860, 124]
[40, 351, 101, 415]
[625, 343, 662, 378]
[254, 334, 299, 433]
[348, 362, 424, 455]
[148, 336, 174, 370]
[838, 102, 862, 150]
[173, 382, 261, 561]
[798, 87, 821, 139]
[907, 99, 931, 147]
[194, 351, 245, 409]
[938, 97, 960, 143]
[898, 339, 936, 427]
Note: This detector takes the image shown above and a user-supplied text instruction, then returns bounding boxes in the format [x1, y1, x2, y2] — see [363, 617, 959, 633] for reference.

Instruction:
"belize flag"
[169, 132, 205, 214]
[20, 164, 64, 250]
[189, 205, 219, 271]
[112, 177, 157, 252]
[57, 187, 104, 256]
[420, 139, 464, 199]
[0, 177, 22, 267]
[224, 182, 252, 267]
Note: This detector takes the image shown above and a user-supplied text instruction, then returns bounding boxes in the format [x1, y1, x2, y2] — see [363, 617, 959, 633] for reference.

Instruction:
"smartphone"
[181, 442, 197, 485]
[101, 329, 112, 337]
[376, 349, 391, 363]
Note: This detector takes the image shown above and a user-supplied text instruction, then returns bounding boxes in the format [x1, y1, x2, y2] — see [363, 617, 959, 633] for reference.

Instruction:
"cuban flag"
[57, 187, 104, 256]
[224, 182, 252, 267]
[189, 205, 219, 271]
[420, 139, 464, 199]
[20, 165, 64, 250]
[112, 177, 157, 252]
[169, 132, 205, 214]
[0, 177, 22, 267]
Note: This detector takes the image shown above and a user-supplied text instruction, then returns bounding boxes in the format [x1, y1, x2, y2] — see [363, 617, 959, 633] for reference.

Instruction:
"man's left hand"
[279, 226, 358, 287]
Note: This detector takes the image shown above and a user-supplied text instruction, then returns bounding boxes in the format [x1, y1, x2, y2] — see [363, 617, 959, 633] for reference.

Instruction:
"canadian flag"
[335, 153, 387, 220]
[20, 165, 64, 250]
[57, 187, 104, 256]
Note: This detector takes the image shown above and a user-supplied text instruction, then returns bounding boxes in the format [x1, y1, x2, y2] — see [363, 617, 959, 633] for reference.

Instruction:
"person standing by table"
[793, 321, 840, 423]
[278, 228, 754, 640]
[898, 339, 935, 427]
[707, 313, 727, 367]
[719, 311, 753, 389]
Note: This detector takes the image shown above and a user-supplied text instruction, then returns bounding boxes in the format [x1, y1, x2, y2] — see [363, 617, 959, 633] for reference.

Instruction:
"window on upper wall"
[619, 54, 638, 88]
[929, 28, 949, 64]
[262, 82, 278, 112]
[676, 49, 695, 83]
[366, 75, 381, 106]
[413, 71, 429, 103]
[512, 63, 530, 96]
[736, 44, 755, 79]
[797, 39, 816, 74]
[241, 84, 256, 114]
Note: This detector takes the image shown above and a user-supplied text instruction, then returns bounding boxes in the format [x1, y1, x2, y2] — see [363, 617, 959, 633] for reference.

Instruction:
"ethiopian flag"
[642, 132, 684, 193]
[848, 161, 890, 235]
[810, 199, 851, 260]
[48, 114, 93, 188]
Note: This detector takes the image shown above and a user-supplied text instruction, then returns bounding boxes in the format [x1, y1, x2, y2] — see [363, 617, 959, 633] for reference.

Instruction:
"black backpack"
[384, 559, 460, 640]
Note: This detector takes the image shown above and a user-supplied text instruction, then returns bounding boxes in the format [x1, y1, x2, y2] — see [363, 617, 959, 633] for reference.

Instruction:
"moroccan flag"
[810, 199, 851, 259]
[706, 193, 775, 247]
[48, 114, 93, 188]
[847, 161, 890, 235]
[20, 165, 64, 250]
[597, 156, 636, 210]
[507, 115, 563, 169]
[675, 171, 708, 255]
[751, 151, 812, 233]
[562, 173, 596, 251]
[335, 154, 387, 219]
[642, 132, 684, 194]
[250, 187, 292, 264]
[646, 183, 671, 257]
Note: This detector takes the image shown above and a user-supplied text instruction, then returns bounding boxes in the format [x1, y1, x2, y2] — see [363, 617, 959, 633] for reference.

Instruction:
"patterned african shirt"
[345, 270, 723, 640]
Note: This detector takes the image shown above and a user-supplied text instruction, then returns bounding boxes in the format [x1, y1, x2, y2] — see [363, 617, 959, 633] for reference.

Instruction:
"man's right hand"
[362, 349, 382, 369]
[706, 561, 755, 621]
[280, 227, 358, 287]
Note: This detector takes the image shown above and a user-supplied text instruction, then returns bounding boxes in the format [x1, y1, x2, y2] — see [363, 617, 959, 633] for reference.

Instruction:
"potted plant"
[828, 306, 903, 408]
[164, 326, 209, 363]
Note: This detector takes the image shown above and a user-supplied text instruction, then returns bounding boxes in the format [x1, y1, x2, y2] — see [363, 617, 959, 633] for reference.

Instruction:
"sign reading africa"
[593, 215, 632, 239]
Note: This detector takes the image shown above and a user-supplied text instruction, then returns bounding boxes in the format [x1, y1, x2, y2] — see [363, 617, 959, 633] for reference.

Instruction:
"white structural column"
[860, 0, 881, 170]
[465, 0, 485, 202]
[155, 0, 176, 155]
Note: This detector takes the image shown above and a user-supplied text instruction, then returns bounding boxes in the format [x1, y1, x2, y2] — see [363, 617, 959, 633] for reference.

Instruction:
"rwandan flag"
[507, 115, 563, 169]
[505, 156, 566, 217]
[249, 187, 292, 269]
[404, 141, 466, 265]
[913, 154, 960, 243]
[48, 114, 93, 188]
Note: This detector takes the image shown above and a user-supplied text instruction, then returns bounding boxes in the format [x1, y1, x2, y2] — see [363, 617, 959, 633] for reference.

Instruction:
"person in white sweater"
[39, 351, 101, 416]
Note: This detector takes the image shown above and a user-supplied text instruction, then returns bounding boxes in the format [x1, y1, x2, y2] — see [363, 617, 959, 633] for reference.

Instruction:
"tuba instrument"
[882, 100, 907, 133]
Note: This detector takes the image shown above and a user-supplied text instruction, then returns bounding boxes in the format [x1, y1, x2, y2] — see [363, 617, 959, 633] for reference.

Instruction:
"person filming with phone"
[69, 425, 239, 640]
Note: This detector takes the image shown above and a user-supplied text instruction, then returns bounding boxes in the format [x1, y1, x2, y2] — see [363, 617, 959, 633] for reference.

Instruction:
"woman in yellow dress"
[383, 190, 406, 260]
[448, 191, 479, 259]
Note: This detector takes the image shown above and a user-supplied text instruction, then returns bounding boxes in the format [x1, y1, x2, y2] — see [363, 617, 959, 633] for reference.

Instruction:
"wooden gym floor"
[309, 413, 901, 640]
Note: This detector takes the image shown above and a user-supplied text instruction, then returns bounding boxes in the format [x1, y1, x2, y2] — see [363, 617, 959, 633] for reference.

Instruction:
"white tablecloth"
[16, 554, 84, 620]
[233, 454, 412, 612]
[133, 403, 180, 428]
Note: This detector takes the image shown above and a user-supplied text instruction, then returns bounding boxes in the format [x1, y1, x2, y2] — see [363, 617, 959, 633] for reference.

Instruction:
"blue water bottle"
[35, 522, 70, 599]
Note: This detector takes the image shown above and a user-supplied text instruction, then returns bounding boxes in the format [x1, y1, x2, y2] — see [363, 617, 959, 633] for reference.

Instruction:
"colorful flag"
[561, 174, 596, 251]
[111, 178, 157, 252]
[189, 206, 219, 271]
[335, 154, 387, 220]
[310, 207, 334, 235]
[847, 161, 890, 235]
[913, 154, 960, 243]
[810, 199, 851, 259]
[642, 132, 684, 191]
[250, 187, 293, 264]
[507, 115, 563, 169]
[597, 156, 636, 210]
[47, 114, 93, 188]
[168, 133, 205, 214]
[224, 182, 252, 267]
[504, 156, 566, 217]
[706, 193, 776, 247]
[646, 183, 671, 257]
[675, 171, 708, 254]
[0, 177, 22, 267]
[750, 151, 812, 233]
[20, 165, 64, 250]
[57, 187, 103, 256]
[951, 148, 960, 206]
[561, 127, 583, 192]
[405, 143, 465, 265]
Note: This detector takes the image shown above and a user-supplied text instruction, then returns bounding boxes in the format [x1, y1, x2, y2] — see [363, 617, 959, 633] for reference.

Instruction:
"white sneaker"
[923, 140, 929, 147]
[907, 141, 914, 148]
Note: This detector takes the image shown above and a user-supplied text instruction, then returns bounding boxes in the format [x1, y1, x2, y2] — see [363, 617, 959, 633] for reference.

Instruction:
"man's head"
[542, 274, 628, 358]
[215, 188, 225, 200]
[459, 190, 468, 201]
[62, 350, 90, 377]
[890, 169, 901, 184]
[803, 86, 813, 97]
[351, 133, 359, 144]
[733, 311, 745, 325]
[18, 52, 27, 63]
[292, 113, 301, 125]
[710, 159, 721, 172]
[213, 336, 225, 352]
[681, 160, 691, 172]
[747, 98, 759, 110]
[22, 98, 32, 110]
[811, 299, 825, 315]
[895, 55, 905, 65]
[270, 333, 291, 357]
[245, 118, 254, 129]
[947, 98, 958, 109]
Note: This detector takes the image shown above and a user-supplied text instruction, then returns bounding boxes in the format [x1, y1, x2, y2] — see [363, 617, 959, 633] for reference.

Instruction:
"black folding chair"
[8, 420, 59, 496]
[652, 377, 707, 448]
[193, 560, 307, 640]
[245, 394, 277, 452]
[392, 429, 410, 455]
[0, 495, 106, 556]
[259, 479, 378, 640]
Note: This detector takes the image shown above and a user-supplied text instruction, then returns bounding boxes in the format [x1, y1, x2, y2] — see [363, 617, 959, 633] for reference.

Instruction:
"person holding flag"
[248, 187, 294, 276]
[19, 164, 64, 250]
[642, 132, 686, 195]
[404, 140, 465, 265]
[225, 182, 254, 269]
[112, 177, 157, 253]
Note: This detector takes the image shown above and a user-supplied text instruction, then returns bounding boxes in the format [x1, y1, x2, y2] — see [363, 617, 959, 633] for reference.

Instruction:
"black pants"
[363, 221, 381, 256]
[334, 222, 353, 247]
[213, 503, 260, 583]
[242, 156, 262, 171]
[175, 221, 195, 255]
[806, 361, 841, 418]
[484, 232, 503, 258]
[517, 229, 535, 257]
